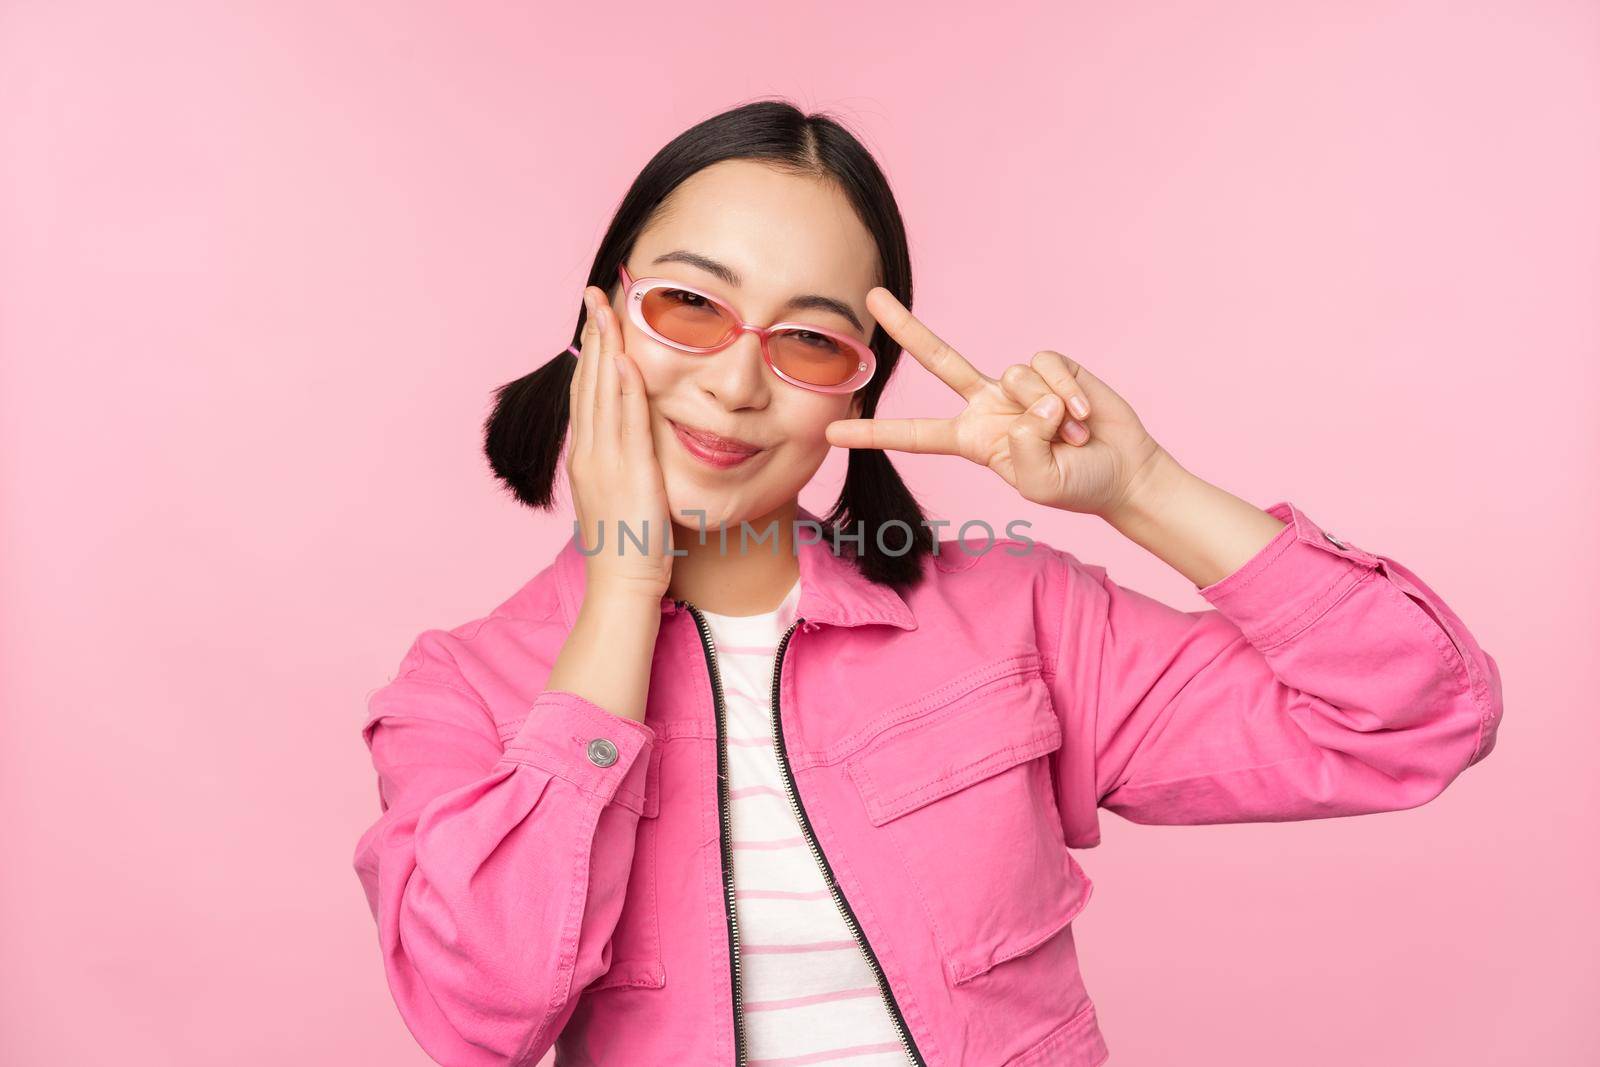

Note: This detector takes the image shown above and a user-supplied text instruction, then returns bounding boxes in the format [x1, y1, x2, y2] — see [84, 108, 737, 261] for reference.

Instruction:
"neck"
[666, 498, 803, 616]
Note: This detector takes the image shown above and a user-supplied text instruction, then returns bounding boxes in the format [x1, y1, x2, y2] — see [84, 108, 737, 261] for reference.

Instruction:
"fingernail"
[1032, 395, 1061, 418]
[1068, 394, 1089, 419]
[1065, 419, 1089, 444]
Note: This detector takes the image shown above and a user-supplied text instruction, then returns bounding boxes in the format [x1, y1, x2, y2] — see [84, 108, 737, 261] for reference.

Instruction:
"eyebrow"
[650, 249, 866, 333]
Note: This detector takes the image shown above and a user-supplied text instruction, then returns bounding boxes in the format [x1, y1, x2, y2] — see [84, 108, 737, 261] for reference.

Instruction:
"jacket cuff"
[500, 689, 657, 814]
[1198, 501, 1384, 648]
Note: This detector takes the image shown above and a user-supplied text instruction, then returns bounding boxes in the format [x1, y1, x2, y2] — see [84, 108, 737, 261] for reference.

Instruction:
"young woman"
[352, 100, 1503, 1067]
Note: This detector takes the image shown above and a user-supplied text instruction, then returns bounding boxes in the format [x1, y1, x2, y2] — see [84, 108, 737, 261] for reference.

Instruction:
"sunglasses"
[566, 263, 876, 394]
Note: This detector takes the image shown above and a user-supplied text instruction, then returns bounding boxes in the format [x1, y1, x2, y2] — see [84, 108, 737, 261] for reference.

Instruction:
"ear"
[848, 391, 865, 419]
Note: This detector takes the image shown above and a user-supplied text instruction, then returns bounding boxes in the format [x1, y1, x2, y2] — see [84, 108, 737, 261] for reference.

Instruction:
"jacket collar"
[553, 504, 917, 633]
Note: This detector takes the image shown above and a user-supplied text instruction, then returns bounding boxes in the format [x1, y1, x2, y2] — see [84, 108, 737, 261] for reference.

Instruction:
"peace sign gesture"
[825, 288, 1168, 518]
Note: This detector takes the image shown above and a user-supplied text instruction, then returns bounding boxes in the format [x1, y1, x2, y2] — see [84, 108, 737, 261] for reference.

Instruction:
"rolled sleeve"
[501, 689, 657, 815]
[1198, 501, 1385, 647]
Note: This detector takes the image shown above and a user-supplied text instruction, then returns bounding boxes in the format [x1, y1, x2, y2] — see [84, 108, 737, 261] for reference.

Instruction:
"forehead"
[637, 159, 880, 298]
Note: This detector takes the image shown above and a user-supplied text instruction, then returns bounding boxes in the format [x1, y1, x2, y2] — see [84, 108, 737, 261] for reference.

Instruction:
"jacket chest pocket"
[586, 742, 666, 993]
[845, 669, 1093, 986]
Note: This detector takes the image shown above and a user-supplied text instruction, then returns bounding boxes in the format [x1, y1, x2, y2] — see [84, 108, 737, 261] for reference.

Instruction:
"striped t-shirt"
[697, 578, 910, 1067]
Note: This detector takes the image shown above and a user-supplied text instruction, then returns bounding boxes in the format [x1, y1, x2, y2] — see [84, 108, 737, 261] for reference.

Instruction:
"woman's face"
[602, 158, 880, 535]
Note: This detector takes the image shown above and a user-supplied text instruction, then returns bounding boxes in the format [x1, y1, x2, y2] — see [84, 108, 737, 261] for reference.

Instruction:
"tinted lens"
[640, 287, 736, 347]
[770, 329, 862, 387]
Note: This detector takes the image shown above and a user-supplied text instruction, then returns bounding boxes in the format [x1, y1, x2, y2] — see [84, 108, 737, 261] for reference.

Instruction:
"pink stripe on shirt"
[696, 579, 907, 1067]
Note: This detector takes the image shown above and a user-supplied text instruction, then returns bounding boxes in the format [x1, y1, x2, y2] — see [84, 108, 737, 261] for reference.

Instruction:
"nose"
[696, 327, 771, 409]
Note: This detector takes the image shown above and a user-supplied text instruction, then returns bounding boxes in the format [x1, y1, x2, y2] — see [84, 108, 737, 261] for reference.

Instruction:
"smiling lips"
[669, 419, 764, 469]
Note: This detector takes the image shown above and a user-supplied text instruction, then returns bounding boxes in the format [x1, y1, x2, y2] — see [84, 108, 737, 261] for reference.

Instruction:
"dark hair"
[482, 98, 932, 589]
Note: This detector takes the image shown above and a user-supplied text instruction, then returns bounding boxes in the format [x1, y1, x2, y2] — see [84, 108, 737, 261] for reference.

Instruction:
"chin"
[663, 490, 749, 535]
[663, 480, 795, 540]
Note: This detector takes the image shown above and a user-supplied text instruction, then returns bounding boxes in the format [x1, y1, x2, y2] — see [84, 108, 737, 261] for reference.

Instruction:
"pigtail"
[482, 344, 580, 510]
[822, 448, 934, 590]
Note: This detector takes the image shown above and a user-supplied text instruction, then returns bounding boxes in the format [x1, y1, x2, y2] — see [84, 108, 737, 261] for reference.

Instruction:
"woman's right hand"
[566, 285, 675, 602]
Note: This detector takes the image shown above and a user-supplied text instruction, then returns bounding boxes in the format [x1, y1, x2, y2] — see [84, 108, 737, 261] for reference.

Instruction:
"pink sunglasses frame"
[568, 263, 876, 394]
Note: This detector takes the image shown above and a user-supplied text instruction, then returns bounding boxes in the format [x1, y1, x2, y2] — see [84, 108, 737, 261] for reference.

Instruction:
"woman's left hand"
[825, 288, 1169, 518]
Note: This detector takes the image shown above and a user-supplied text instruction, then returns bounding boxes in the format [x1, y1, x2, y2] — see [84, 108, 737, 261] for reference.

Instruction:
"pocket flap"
[847, 674, 1062, 826]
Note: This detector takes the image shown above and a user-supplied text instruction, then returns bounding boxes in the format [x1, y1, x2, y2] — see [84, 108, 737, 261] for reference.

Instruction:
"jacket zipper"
[768, 618, 926, 1067]
[680, 600, 926, 1067]
[679, 599, 749, 1066]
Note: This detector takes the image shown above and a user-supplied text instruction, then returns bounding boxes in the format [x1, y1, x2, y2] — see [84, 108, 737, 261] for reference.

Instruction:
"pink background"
[3, 2, 1595, 1064]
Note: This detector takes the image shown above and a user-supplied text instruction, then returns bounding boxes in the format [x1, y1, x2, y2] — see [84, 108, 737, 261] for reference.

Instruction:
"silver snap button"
[1323, 531, 1347, 550]
[586, 738, 619, 767]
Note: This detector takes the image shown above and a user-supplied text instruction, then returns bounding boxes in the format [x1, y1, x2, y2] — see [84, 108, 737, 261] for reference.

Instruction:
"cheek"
[622, 335, 684, 396]
[777, 395, 855, 451]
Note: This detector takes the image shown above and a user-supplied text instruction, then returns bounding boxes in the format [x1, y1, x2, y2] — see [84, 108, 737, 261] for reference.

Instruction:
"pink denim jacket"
[352, 501, 1503, 1066]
